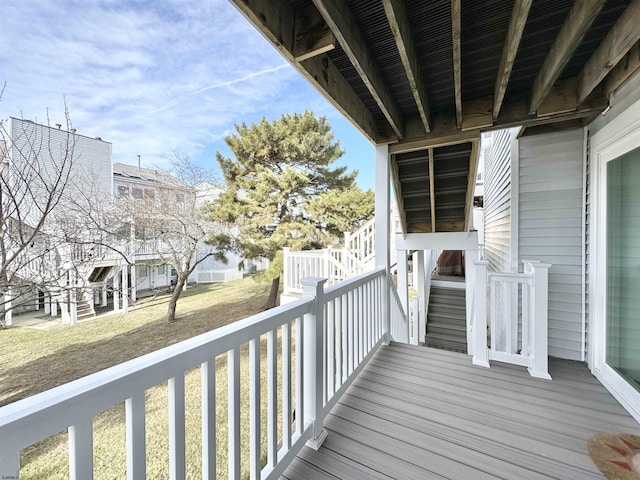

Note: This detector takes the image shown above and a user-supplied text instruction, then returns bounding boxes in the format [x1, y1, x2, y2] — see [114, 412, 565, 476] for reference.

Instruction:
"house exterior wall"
[483, 128, 519, 348]
[6, 118, 112, 216]
[518, 130, 585, 361]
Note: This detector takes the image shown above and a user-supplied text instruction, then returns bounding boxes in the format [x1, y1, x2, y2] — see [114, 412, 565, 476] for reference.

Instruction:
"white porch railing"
[283, 247, 371, 294]
[196, 268, 243, 284]
[0, 268, 387, 480]
[471, 259, 552, 379]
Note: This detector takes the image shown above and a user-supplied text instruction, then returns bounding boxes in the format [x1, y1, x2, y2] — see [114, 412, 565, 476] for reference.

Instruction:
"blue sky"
[0, 0, 375, 189]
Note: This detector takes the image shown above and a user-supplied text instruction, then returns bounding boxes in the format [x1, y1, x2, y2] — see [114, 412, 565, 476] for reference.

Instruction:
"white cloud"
[0, 0, 373, 186]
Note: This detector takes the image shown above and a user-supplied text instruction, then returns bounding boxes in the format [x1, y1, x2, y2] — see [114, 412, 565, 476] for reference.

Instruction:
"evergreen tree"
[207, 111, 372, 308]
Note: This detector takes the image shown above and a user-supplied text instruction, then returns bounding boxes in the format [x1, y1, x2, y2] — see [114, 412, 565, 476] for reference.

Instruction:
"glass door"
[606, 146, 640, 391]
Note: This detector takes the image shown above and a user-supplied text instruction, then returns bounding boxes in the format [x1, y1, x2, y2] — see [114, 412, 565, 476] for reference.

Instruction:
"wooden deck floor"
[281, 343, 640, 479]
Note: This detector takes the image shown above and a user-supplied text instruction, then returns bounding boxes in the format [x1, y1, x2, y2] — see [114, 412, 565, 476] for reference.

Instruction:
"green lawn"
[0, 278, 286, 479]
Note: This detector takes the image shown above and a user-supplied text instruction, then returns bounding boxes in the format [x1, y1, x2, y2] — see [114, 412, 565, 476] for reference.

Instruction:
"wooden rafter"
[493, 0, 532, 120]
[529, 0, 606, 114]
[605, 41, 640, 96]
[578, 0, 640, 103]
[312, 0, 404, 138]
[451, 0, 463, 128]
[428, 148, 436, 233]
[293, 4, 335, 62]
[464, 140, 479, 231]
[382, 0, 431, 133]
[229, 0, 385, 144]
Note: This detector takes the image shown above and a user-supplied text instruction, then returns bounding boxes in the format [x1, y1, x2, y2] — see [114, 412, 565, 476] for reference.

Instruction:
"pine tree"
[207, 111, 372, 308]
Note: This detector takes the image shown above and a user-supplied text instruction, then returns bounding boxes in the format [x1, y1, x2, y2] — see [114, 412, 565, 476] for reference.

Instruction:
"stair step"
[427, 312, 466, 324]
[429, 293, 466, 305]
[430, 287, 465, 297]
[427, 322, 467, 334]
[425, 333, 467, 353]
[428, 303, 466, 315]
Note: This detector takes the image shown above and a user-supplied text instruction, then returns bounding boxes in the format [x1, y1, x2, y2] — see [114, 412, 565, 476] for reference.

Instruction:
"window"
[116, 185, 129, 197]
[176, 193, 185, 203]
[132, 187, 143, 199]
[137, 265, 148, 278]
[157, 264, 166, 275]
[145, 189, 155, 199]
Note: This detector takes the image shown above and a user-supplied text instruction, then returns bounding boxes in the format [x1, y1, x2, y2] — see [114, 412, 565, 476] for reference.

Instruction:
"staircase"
[425, 285, 467, 353]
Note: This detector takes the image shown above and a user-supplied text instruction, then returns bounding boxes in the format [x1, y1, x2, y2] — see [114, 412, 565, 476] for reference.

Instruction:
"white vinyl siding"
[518, 130, 584, 360]
[483, 128, 519, 349]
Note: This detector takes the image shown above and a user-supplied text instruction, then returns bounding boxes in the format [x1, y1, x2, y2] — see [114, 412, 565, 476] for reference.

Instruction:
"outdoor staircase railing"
[0, 268, 388, 480]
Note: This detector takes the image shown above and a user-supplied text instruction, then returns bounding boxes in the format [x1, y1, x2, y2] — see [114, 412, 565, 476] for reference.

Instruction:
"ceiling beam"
[293, 4, 335, 62]
[529, 0, 606, 114]
[312, 0, 404, 138]
[605, 41, 640, 96]
[464, 140, 479, 231]
[396, 90, 607, 150]
[578, 0, 640, 103]
[229, 0, 386, 144]
[493, 0, 533, 120]
[428, 148, 436, 233]
[451, 0, 463, 128]
[382, 0, 431, 133]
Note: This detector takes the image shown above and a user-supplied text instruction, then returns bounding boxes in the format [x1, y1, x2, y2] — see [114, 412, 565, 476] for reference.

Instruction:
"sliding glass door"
[606, 146, 640, 391]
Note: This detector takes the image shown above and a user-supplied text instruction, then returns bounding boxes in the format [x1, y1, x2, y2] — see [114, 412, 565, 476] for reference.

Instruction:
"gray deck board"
[281, 343, 640, 480]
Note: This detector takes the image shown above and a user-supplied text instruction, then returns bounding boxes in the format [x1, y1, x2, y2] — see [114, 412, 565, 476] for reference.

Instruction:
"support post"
[51, 296, 58, 317]
[527, 261, 552, 379]
[397, 250, 409, 316]
[121, 266, 129, 314]
[473, 261, 490, 367]
[114, 271, 120, 311]
[375, 145, 391, 343]
[301, 277, 328, 450]
[0, 453, 20, 480]
[45, 294, 51, 315]
[101, 284, 108, 307]
[131, 264, 137, 303]
[4, 287, 12, 326]
[465, 233, 479, 355]
[416, 250, 425, 346]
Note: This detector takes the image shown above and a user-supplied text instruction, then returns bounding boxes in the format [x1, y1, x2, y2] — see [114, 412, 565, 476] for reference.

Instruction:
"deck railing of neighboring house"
[0, 268, 388, 480]
[283, 247, 371, 295]
[472, 259, 552, 379]
[196, 268, 244, 284]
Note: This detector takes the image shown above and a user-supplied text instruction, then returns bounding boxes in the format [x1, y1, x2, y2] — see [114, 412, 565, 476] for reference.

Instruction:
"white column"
[3, 287, 12, 326]
[397, 250, 409, 316]
[527, 261, 552, 379]
[122, 266, 129, 313]
[131, 264, 137, 302]
[51, 296, 58, 317]
[45, 294, 51, 315]
[473, 260, 490, 367]
[375, 144, 391, 344]
[301, 277, 328, 450]
[465, 232, 479, 355]
[113, 271, 120, 311]
[416, 250, 426, 346]
[69, 271, 77, 325]
[101, 284, 108, 307]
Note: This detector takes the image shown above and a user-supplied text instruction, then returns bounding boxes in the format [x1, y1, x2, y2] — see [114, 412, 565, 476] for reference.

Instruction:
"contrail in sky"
[144, 64, 290, 116]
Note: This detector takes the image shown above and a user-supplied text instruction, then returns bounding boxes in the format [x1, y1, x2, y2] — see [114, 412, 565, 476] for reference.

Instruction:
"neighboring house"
[0, 117, 115, 325]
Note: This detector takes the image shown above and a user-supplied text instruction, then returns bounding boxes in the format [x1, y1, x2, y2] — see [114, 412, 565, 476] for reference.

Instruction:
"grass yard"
[0, 277, 290, 479]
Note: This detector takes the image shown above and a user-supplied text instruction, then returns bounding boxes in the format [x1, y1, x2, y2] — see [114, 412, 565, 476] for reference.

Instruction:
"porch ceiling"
[229, 0, 640, 232]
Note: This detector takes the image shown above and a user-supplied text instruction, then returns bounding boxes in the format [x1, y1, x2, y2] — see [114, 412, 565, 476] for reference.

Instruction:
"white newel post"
[0, 453, 20, 479]
[375, 144, 391, 343]
[527, 261, 552, 379]
[473, 261, 490, 367]
[397, 250, 409, 316]
[283, 247, 290, 293]
[301, 277, 328, 450]
[465, 238, 479, 355]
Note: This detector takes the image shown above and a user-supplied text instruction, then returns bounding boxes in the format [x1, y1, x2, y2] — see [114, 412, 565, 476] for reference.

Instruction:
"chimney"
[55, 124, 62, 129]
